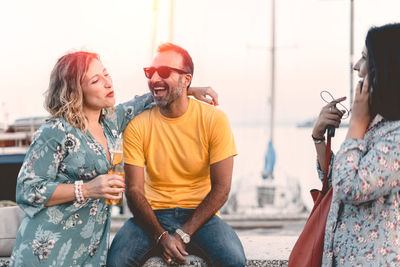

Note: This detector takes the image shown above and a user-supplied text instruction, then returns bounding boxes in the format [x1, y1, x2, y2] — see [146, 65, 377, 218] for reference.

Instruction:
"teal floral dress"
[318, 115, 400, 266]
[10, 94, 153, 267]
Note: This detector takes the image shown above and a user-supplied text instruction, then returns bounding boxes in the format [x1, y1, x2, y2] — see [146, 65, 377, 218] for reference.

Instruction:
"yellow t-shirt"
[123, 98, 237, 210]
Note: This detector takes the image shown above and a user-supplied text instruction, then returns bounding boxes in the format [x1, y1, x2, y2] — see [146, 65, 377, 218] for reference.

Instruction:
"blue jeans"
[107, 208, 246, 267]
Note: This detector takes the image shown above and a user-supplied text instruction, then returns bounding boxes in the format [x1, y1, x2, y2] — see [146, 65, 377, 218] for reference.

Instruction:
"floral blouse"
[318, 116, 400, 266]
[10, 94, 153, 267]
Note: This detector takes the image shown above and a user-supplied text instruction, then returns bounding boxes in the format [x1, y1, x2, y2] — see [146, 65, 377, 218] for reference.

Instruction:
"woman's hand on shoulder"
[82, 174, 125, 200]
[188, 86, 219, 106]
[313, 96, 347, 139]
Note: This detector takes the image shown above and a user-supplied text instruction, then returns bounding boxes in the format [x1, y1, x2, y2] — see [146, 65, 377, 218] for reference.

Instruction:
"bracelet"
[311, 134, 325, 144]
[78, 182, 85, 202]
[156, 230, 168, 245]
[74, 180, 85, 203]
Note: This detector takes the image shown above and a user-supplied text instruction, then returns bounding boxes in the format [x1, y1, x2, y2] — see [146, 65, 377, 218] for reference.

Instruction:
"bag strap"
[322, 134, 331, 193]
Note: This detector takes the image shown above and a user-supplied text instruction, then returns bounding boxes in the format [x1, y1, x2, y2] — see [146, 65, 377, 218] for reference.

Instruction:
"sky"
[1, 0, 400, 126]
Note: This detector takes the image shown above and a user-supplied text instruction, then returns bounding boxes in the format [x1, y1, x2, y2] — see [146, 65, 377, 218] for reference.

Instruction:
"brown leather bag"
[288, 135, 333, 267]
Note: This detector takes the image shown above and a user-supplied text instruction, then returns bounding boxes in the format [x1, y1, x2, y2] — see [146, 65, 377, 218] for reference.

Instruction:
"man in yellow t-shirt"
[107, 43, 246, 267]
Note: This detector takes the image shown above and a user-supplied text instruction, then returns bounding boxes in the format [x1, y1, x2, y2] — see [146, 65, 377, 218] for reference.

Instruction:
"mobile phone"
[327, 104, 336, 137]
[327, 125, 335, 137]
[360, 79, 364, 93]
[360, 78, 373, 93]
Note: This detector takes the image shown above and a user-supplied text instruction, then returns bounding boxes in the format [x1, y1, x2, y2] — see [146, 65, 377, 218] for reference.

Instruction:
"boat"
[254, 0, 306, 216]
[0, 117, 46, 201]
[221, 1, 306, 218]
[296, 118, 316, 128]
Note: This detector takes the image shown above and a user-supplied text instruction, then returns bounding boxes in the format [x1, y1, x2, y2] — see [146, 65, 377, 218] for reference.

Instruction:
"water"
[231, 124, 347, 212]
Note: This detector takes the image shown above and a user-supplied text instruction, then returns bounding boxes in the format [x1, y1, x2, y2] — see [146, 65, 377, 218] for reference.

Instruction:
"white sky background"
[1, 0, 400, 125]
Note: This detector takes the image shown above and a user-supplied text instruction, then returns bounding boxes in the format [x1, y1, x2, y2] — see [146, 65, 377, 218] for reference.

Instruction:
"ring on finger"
[167, 258, 172, 264]
[329, 107, 333, 112]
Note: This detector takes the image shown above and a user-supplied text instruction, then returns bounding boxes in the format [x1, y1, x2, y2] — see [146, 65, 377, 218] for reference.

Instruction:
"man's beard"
[150, 78, 183, 109]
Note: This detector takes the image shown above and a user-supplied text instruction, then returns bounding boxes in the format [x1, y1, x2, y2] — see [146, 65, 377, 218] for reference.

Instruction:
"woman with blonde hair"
[10, 51, 216, 266]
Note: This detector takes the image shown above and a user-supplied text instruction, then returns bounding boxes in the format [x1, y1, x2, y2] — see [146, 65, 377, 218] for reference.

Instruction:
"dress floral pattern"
[318, 116, 400, 266]
[10, 94, 153, 267]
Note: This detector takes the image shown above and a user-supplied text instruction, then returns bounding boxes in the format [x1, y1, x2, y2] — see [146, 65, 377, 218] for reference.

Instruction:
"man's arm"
[179, 156, 233, 236]
[159, 156, 233, 264]
[124, 164, 165, 241]
[124, 164, 188, 264]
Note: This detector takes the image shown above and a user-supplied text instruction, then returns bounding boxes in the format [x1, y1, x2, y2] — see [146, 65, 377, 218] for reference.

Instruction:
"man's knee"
[194, 216, 246, 266]
[107, 237, 146, 267]
[106, 250, 123, 267]
[221, 256, 246, 267]
[217, 243, 246, 267]
[107, 218, 152, 267]
[107, 250, 143, 267]
[107, 236, 138, 267]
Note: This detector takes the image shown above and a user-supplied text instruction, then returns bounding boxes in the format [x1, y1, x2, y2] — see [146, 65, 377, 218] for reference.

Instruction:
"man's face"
[147, 51, 189, 108]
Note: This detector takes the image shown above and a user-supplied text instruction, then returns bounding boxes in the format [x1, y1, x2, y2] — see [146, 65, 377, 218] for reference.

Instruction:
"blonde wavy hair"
[45, 51, 110, 131]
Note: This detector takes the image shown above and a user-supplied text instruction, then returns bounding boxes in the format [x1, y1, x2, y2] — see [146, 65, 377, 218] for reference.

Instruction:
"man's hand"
[159, 234, 188, 265]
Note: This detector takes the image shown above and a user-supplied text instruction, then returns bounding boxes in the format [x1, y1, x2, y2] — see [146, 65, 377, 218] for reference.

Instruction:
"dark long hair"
[366, 23, 400, 120]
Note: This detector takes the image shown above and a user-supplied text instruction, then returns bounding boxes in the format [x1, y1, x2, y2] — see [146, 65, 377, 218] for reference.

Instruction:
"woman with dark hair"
[9, 51, 216, 266]
[312, 23, 400, 266]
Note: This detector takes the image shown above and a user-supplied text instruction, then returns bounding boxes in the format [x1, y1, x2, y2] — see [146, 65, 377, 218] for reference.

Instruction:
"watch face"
[176, 229, 190, 243]
[183, 235, 190, 244]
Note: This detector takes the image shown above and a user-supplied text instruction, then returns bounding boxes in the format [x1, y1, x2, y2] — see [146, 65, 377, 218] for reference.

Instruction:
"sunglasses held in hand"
[143, 66, 189, 79]
[320, 90, 350, 119]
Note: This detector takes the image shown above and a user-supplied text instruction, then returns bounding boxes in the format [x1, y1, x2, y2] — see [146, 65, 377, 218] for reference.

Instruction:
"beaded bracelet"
[156, 230, 168, 245]
[311, 134, 325, 144]
[74, 180, 85, 203]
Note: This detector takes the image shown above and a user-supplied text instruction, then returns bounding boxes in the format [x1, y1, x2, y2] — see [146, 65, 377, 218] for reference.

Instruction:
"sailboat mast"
[151, 0, 159, 58]
[349, 0, 354, 105]
[270, 0, 276, 144]
[169, 0, 175, 42]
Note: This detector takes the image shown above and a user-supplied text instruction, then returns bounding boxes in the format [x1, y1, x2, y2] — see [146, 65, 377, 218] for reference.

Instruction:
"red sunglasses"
[143, 66, 188, 79]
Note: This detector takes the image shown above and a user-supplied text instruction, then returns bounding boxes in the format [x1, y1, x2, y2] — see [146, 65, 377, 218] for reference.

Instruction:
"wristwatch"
[175, 228, 191, 244]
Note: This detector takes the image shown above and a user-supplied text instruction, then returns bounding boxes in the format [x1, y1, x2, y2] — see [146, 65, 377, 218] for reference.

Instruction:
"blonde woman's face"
[81, 59, 115, 110]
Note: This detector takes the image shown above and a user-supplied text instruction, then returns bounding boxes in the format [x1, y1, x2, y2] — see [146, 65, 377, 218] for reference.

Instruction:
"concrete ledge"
[0, 257, 289, 267]
[139, 235, 295, 266]
[246, 260, 288, 267]
[0, 212, 299, 267]
[0, 235, 298, 267]
[240, 235, 296, 261]
[143, 256, 288, 267]
[0, 258, 10, 267]
[143, 255, 207, 267]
